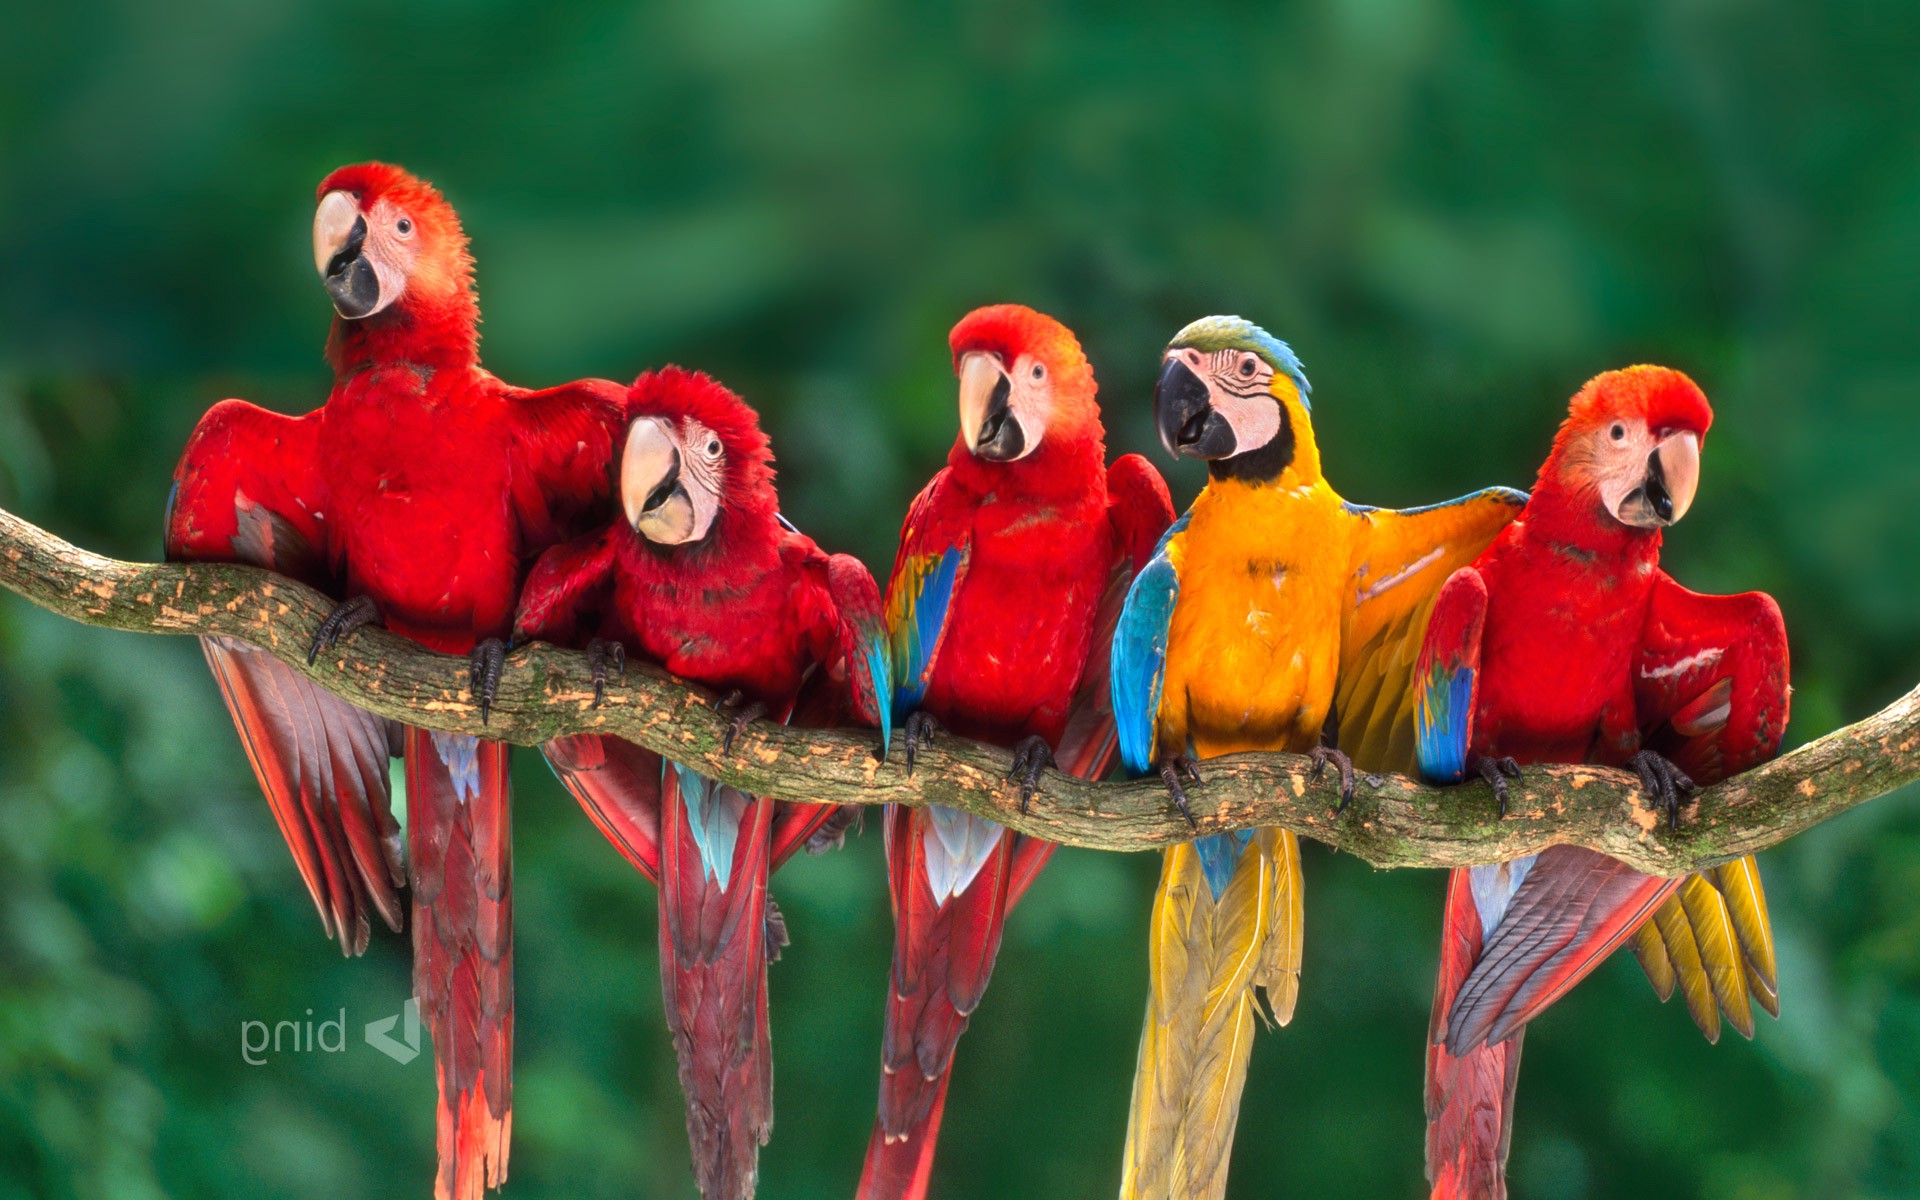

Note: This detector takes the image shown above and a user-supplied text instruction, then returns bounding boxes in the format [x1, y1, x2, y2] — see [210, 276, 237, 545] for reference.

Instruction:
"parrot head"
[619, 367, 778, 551]
[1155, 316, 1318, 484]
[947, 304, 1101, 467]
[1547, 365, 1711, 532]
[312, 162, 476, 339]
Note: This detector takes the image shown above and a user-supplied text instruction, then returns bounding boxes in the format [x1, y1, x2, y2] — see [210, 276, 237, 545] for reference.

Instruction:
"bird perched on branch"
[166, 163, 627, 1200]
[498, 367, 888, 1200]
[1109, 316, 1525, 1200]
[1415, 365, 1789, 1200]
[859, 304, 1173, 1200]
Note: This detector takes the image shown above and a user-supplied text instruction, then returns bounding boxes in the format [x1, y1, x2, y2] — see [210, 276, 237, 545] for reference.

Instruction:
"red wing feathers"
[502, 378, 626, 555]
[1444, 847, 1678, 1052]
[1634, 572, 1791, 783]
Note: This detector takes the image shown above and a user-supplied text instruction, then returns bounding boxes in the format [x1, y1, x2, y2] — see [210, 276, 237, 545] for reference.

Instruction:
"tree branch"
[3, 505, 1916, 872]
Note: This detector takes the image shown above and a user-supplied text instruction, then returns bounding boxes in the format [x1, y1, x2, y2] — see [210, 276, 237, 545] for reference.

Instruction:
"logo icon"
[365, 997, 423, 1064]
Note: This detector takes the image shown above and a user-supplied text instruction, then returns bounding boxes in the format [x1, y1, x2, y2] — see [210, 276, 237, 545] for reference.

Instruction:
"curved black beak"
[1155, 357, 1236, 460]
[967, 364, 1029, 458]
[322, 214, 379, 319]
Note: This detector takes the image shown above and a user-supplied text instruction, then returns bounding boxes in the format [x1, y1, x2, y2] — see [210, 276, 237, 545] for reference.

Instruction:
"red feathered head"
[947, 304, 1103, 467]
[313, 162, 477, 367]
[619, 367, 779, 549]
[1544, 365, 1713, 531]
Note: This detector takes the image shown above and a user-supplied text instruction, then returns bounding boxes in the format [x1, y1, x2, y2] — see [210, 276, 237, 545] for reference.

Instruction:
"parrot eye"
[1609, 423, 1627, 442]
[1238, 355, 1258, 378]
[395, 217, 414, 237]
[703, 438, 723, 460]
[1031, 363, 1045, 381]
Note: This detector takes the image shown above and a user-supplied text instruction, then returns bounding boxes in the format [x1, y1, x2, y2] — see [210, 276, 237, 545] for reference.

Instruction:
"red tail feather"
[859, 806, 1016, 1200]
[1427, 869, 1520, 1200]
[405, 728, 512, 1200]
[858, 1072, 950, 1200]
[659, 770, 777, 1200]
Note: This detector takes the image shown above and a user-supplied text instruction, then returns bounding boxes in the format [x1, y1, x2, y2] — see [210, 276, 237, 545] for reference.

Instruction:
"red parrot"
[502, 367, 889, 1200]
[1413, 366, 1790, 1199]
[165, 163, 626, 1200]
[860, 304, 1174, 1200]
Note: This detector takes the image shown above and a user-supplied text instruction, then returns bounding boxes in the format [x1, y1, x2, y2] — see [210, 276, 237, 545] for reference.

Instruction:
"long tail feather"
[1120, 827, 1297, 1200]
[1426, 868, 1520, 1200]
[659, 769, 776, 1200]
[204, 636, 402, 953]
[857, 805, 1016, 1200]
[1712, 856, 1779, 1017]
[406, 728, 512, 1200]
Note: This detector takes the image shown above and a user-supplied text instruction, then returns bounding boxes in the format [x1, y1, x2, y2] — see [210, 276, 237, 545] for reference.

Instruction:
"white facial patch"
[1191, 347, 1283, 452]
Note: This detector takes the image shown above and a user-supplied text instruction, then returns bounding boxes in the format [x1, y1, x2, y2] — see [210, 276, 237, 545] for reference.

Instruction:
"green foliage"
[3, 0, 1919, 1196]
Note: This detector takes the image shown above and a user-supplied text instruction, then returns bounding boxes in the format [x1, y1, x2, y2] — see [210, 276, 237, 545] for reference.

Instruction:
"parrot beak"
[622, 418, 691, 542]
[957, 352, 1027, 462]
[1155, 355, 1236, 460]
[1616, 430, 1701, 528]
[314, 190, 382, 319]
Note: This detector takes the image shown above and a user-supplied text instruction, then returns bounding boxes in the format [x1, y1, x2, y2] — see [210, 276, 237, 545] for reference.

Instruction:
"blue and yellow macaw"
[1110, 316, 1526, 1200]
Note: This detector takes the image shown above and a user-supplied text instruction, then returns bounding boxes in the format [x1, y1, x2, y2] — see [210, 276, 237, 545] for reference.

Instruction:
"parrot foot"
[1628, 749, 1696, 830]
[1470, 755, 1523, 817]
[1309, 746, 1357, 812]
[306, 594, 381, 665]
[900, 710, 942, 776]
[585, 637, 626, 708]
[468, 638, 508, 725]
[805, 807, 863, 855]
[1007, 735, 1057, 815]
[716, 690, 771, 755]
[1158, 754, 1204, 829]
[765, 895, 790, 963]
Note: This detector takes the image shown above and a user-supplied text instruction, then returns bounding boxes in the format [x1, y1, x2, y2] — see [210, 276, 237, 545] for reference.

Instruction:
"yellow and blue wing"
[1336, 487, 1524, 775]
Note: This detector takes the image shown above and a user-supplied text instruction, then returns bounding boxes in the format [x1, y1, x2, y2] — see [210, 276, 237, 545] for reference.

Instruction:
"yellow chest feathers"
[1159, 479, 1352, 757]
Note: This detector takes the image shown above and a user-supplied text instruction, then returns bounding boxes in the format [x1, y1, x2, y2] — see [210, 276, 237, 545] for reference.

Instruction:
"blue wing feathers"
[1112, 514, 1188, 778]
[1342, 485, 1529, 519]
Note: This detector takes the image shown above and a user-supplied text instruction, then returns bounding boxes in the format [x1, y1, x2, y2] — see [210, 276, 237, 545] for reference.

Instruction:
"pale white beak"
[313, 191, 360, 276]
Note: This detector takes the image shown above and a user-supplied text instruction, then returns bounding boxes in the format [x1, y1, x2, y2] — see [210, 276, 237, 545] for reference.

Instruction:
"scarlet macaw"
[1110, 316, 1526, 1200]
[1414, 366, 1788, 1200]
[165, 164, 626, 1200]
[496, 367, 888, 1200]
[860, 304, 1173, 1200]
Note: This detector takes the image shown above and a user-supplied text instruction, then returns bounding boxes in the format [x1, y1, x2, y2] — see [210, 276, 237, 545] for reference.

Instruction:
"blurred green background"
[3, 1, 1919, 1197]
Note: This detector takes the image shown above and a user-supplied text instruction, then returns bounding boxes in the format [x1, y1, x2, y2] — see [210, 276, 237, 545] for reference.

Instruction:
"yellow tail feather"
[1711, 855, 1779, 1016]
[1650, 891, 1721, 1043]
[1679, 874, 1756, 1040]
[1121, 830, 1300, 1200]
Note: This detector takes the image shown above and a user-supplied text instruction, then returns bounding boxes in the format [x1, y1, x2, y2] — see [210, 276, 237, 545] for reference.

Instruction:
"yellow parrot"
[1108, 315, 1525, 1200]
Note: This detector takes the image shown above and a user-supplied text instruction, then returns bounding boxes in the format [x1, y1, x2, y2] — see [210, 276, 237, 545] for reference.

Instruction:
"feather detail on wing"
[1112, 514, 1189, 778]
[1337, 488, 1525, 775]
[502, 378, 625, 553]
[883, 473, 971, 721]
[1442, 846, 1678, 1053]
[167, 400, 402, 955]
[1413, 567, 1491, 786]
[1627, 574, 1791, 1035]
